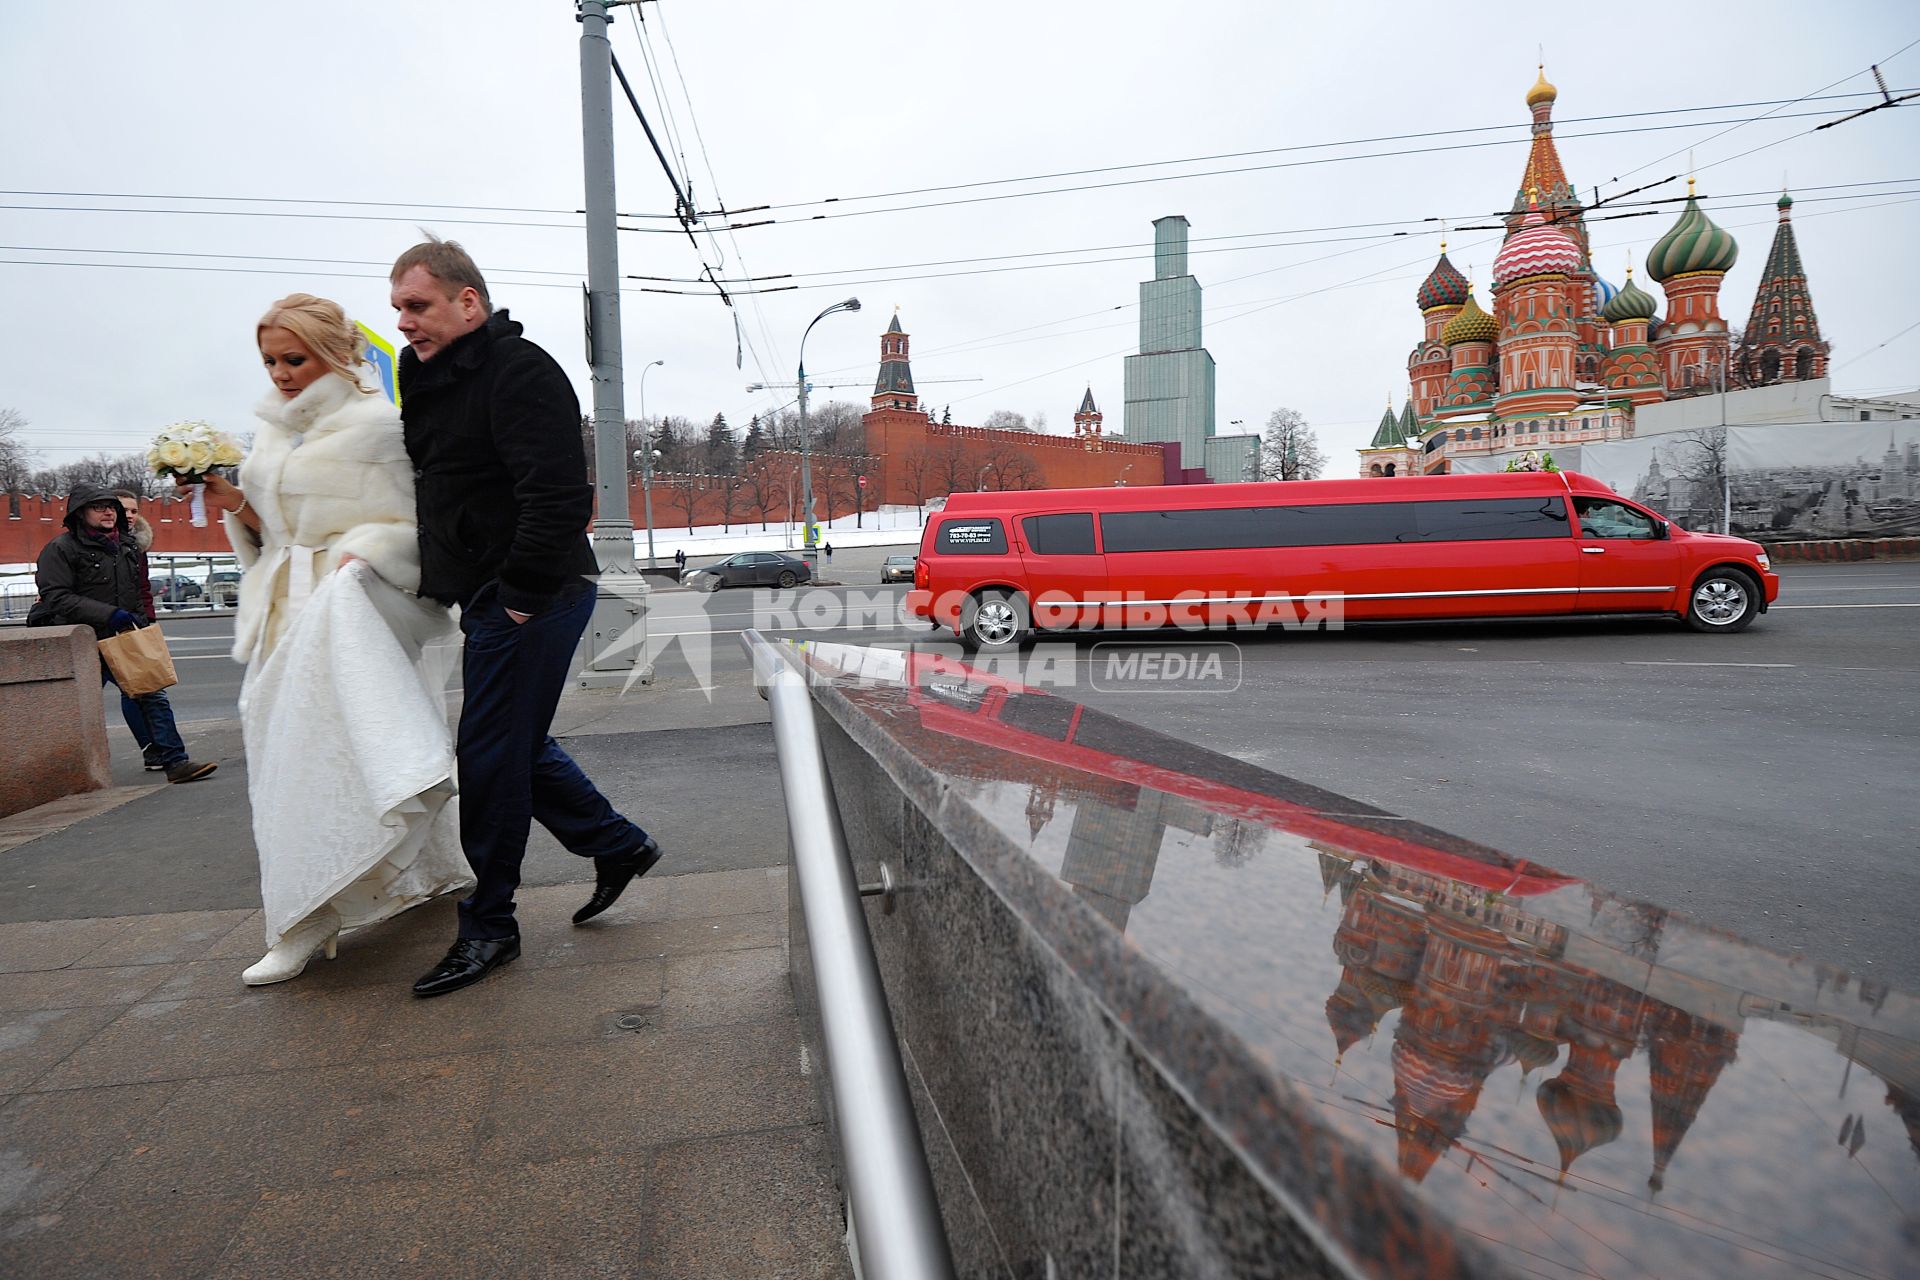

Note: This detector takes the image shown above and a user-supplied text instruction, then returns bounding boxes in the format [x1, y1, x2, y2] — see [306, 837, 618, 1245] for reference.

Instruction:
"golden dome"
[1526, 64, 1558, 108]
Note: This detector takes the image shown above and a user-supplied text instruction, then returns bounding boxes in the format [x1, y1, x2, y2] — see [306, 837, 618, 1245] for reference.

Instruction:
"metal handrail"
[742, 629, 955, 1280]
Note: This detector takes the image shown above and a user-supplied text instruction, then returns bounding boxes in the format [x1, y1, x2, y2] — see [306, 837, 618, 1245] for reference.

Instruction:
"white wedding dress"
[241, 560, 473, 948]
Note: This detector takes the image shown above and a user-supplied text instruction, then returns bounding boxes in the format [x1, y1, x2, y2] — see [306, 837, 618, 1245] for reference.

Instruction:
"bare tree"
[982, 409, 1030, 432]
[715, 474, 749, 532]
[741, 464, 779, 532]
[1260, 408, 1327, 481]
[897, 447, 941, 516]
[0, 408, 35, 516]
[658, 475, 699, 533]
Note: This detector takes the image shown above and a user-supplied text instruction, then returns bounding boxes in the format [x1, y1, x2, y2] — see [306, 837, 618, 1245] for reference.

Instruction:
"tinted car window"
[1101, 498, 1570, 552]
[935, 518, 1008, 555]
[1574, 497, 1657, 539]
[1022, 512, 1097, 555]
[1101, 503, 1417, 552]
[1415, 496, 1569, 541]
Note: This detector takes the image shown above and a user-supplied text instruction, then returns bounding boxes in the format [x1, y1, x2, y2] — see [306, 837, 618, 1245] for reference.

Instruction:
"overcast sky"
[2, 1, 1915, 478]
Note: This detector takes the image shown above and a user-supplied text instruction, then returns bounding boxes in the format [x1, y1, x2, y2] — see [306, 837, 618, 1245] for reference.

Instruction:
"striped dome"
[1442, 292, 1498, 345]
[1417, 252, 1470, 311]
[1492, 208, 1583, 286]
[1601, 271, 1658, 324]
[1592, 274, 1619, 309]
[1647, 193, 1738, 282]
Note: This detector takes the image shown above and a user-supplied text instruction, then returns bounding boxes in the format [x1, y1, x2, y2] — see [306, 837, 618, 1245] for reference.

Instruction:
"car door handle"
[1581, 546, 1607, 554]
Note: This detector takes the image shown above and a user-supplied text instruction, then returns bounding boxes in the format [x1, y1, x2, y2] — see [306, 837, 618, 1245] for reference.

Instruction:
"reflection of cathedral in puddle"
[1316, 846, 1918, 1188]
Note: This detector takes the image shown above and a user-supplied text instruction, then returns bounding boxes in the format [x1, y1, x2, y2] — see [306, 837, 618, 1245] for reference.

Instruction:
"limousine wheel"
[960, 589, 1028, 653]
[1686, 567, 1759, 633]
[777, 570, 798, 589]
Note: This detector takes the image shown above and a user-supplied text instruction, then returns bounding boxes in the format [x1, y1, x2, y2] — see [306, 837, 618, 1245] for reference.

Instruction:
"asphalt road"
[129, 552, 1920, 987]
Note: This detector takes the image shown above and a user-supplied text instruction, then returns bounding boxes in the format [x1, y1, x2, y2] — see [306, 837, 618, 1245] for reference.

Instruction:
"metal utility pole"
[797, 298, 861, 559]
[575, 0, 650, 686]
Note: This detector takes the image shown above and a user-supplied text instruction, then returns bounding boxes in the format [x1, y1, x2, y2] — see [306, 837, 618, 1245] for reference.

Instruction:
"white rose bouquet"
[149, 420, 245, 526]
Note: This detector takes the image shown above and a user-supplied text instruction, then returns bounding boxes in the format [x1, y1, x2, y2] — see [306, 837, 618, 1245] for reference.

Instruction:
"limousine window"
[936, 517, 1008, 555]
[1414, 496, 1569, 541]
[1022, 512, 1096, 555]
[1100, 497, 1568, 553]
[1574, 496, 1658, 539]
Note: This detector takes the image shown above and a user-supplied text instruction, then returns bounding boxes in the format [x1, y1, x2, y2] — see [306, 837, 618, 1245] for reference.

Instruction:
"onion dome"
[1646, 183, 1738, 282]
[1526, 65, 1558, 108]
[1442, 291, 1498, 345]
[1601, 268, 1658, 324]
[1778, 190, 1794, 211]
[1492, 205, 1583, 286]
[1416, 251, 1469, 311]
[1592, 273, 1619, 310]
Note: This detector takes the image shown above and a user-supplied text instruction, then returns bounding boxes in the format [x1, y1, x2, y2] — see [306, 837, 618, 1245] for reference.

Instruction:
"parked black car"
[685, 551, 813, 592]
[880, 554, 916, 584]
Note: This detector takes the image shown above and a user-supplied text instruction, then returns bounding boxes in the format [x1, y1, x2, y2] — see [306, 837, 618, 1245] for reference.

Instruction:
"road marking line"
[1624, 661, 1796, 668]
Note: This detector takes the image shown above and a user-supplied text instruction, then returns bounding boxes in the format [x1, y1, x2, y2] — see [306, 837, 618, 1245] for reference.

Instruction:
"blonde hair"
[256, 293, 370, 389]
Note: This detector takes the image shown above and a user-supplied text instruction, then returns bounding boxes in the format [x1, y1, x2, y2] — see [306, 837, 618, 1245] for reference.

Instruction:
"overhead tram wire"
[698, 88, 1911, 218]
[1607, 33, 1920, 188]
[689, 101, 1915, 231]
[638, 4, 787, 393]
[14, 183, 1912, 309]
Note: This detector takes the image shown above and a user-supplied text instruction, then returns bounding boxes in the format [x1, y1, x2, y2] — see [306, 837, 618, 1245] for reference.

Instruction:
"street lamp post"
[798, 298, 861, 557]
[639, 359, 664, 568]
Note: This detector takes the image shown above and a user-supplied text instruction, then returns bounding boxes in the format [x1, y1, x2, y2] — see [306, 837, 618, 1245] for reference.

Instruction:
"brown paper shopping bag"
[98, 624, 179, 696]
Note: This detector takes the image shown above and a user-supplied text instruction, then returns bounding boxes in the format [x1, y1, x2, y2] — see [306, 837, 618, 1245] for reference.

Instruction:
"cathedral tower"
[1600, 266, 1666, 405]
[1410, 246, 1468, 419]
[1733, 192, 1829, 386]
[1647, 181, 1739, 395]
[1436, 290, 1499, 420]
[1492, 199, 1583, 417]
[871, 311, 918, 412]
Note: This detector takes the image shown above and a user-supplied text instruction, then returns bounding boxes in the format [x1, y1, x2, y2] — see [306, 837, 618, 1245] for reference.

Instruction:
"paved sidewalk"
[0, 684, 850, 1279]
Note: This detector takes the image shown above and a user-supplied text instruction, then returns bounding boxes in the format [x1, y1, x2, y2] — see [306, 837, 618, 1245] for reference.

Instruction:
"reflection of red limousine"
[885, 650, 1576, 899]
[905, 471, 1779, 651]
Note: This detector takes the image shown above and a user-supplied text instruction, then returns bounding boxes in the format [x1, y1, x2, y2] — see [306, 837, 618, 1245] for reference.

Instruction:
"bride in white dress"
[203, 293, 473, 985]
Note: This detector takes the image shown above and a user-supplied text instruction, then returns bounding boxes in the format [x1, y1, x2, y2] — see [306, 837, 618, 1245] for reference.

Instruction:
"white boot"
[242, 909, 341, 986]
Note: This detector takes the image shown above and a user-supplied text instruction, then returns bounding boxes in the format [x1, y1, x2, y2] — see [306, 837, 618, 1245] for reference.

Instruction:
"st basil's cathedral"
[1361, 67, 1831, 476]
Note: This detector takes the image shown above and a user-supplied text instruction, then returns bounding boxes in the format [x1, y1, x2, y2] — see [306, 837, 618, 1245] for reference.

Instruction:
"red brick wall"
[3, 493, 235, 564]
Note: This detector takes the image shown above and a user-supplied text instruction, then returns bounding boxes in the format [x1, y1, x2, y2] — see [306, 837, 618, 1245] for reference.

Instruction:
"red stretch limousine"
[904, 471, 1779, 651]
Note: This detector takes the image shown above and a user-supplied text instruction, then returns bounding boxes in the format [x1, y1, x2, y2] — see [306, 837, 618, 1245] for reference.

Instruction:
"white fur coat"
[225, 372, 421, 664]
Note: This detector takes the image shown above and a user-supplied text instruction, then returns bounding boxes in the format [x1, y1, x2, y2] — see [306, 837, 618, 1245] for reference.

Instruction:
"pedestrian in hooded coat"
[29, 484, 216, 783]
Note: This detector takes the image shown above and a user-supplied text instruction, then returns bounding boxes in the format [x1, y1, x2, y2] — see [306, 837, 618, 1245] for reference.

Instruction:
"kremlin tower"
[871, 311, 918, 412]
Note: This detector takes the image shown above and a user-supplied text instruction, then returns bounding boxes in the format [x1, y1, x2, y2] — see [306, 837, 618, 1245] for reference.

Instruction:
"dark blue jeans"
[102, 666, 185, 768]
[455, 579, 649, 940]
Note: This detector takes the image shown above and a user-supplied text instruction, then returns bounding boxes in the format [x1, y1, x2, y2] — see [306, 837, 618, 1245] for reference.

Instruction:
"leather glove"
[108, 609, 139, 632]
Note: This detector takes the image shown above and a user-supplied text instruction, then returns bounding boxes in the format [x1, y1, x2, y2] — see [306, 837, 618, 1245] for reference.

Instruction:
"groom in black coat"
[391, 237, 661, 998]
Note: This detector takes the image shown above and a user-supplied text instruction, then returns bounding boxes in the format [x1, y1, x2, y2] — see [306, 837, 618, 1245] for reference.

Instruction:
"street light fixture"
[638, 359, 665, 568]
[798, 297, 860, 555]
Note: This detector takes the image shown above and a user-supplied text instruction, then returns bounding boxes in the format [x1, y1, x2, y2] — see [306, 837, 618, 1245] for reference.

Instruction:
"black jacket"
[398, 310, 598, 612]
[30, 484, 151, 638]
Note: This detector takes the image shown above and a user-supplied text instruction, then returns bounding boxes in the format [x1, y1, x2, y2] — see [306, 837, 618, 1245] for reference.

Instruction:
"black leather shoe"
[572, 836, 664, 925]
[411, 936, 520, 998]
